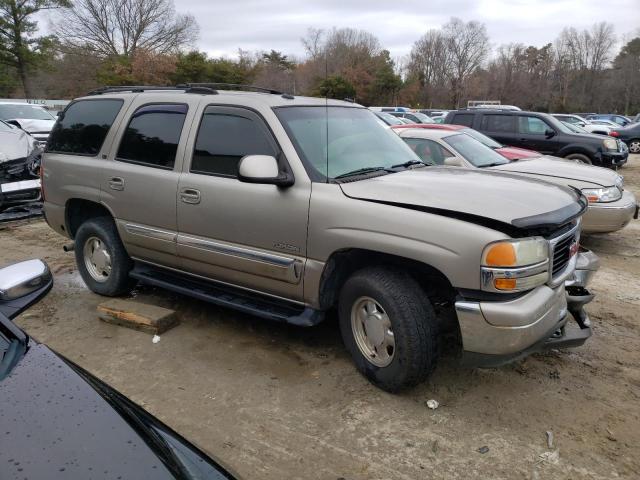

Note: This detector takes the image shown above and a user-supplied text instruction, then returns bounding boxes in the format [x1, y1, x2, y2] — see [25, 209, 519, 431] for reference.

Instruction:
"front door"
[515, 115, 558, 154]
[100, 96, 199, 268]
[176, 105, 311, 301]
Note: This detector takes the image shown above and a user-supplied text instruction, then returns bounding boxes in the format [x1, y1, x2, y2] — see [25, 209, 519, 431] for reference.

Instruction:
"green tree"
[171, 51, 210, 83]
[314, 75, 356, 100]
[261, 50, 295, 71]
[0, 0, 70, 97]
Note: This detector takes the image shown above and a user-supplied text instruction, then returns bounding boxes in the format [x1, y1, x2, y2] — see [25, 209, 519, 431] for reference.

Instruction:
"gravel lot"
[3, 154, 640, 479]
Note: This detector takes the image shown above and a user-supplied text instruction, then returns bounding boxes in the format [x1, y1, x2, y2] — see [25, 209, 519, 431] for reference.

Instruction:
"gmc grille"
[551, 232, 577, 277]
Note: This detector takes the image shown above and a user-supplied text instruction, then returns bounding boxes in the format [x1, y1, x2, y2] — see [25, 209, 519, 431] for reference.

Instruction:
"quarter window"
[517, 116, 549, 135]
[450, 113, 474, 127]
[482, 115, 515, 133]
[116, 104, 187, 169]
[47, 99, 123, 155]
[191, 108, 277, 177]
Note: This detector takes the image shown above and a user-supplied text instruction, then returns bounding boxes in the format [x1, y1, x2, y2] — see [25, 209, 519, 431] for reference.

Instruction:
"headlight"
[603, 138, 618, 151]
[581, 186, 622, 203]
[481, 238, 549, 292]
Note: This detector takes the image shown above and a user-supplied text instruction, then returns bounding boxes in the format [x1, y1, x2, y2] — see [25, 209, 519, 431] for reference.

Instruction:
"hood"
[339, 167, 586, 232]
[0, 343, 234, 479]
[492, 156, 619, 187]
[9, 118, 55, 134]
[0, 128, 37, 162]
[495, 146, 541, 160]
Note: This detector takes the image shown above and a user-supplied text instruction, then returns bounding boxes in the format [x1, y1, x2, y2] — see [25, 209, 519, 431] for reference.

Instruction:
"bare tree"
[406, 29, 450, 106]
[442, 18, 490, 107]
[58, 0, 198, 58]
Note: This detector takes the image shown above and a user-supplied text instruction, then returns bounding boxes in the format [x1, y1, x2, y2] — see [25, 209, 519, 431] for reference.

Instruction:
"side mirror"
[238, 155, 294, 187]
[444, 156, 464, 167]
[545, 129, 556, 138]
[0, 259, 53, 320]
[577, 122, 586, 127]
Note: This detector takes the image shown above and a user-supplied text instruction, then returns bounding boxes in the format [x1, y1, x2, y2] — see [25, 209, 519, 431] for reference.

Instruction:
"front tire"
[565, 153, 592, 164]
[628, 139, 640, 154]
[338, 266, 438, 392]
[74, 217, 136, 296]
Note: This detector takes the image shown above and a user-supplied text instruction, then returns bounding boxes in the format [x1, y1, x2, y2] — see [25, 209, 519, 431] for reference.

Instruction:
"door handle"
[180, 188, 201, 204]
[109, 177, 125, 191]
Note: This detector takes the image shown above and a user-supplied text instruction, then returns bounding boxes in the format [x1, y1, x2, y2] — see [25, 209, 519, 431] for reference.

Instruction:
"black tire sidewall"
[565, 153, 592, 164]
[74, 217, 134, 296]
[338, 267, 437, 392]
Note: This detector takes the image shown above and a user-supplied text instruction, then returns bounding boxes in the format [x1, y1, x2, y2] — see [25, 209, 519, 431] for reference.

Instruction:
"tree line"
[1, 0, 639, 114]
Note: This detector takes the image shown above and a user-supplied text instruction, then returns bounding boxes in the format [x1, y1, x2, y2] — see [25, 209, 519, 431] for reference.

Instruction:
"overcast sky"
[173, 0, 639, 60]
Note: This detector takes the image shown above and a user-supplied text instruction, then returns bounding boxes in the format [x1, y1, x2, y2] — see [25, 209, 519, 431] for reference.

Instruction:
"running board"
[129, 263, 324, 327]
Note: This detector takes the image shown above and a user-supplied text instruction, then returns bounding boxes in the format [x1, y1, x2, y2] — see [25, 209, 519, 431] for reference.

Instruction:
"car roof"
[396, 128, 460, 140]
[391, 124, 465, 131]
[73, 89, 360, 109]
[0, 101, 47, 107]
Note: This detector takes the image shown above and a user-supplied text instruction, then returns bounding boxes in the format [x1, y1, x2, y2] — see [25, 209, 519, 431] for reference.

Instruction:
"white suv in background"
[0, 102, 57, 146]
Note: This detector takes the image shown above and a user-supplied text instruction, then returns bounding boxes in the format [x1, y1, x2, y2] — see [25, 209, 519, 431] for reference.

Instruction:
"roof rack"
[86, 83, 288, 97]
[180, 83, 285, 95]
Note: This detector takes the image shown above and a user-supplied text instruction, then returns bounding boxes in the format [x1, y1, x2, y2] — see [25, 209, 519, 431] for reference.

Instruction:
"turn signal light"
[484, 243, 516, 267]
[494, 278, 517, 290]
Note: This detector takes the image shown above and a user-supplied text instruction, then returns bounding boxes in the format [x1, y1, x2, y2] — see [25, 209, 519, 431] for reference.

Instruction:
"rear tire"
[628, 139, 640, 154]
[74, 217, 136, 296]
[565, 153, 592, 164]
[338, 266, 438, 392]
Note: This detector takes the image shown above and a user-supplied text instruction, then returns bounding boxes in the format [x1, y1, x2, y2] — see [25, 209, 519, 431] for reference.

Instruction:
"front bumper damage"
[458, 249, 599, 367]
[0, 156, 41, 211]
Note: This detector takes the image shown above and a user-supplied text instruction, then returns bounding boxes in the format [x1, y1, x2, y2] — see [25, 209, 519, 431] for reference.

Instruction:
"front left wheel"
[628, 139, 640, 154]
[74, 217, 136, 296]
[338, 266, 439, 392]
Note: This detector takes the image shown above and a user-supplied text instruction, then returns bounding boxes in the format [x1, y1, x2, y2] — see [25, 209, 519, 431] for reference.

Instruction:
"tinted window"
[191, 109, 276, 177]
[404, 138, 453, 165]
[450, 113, 474, 127]
[517, 116, 549, 135]
[482, 115, 515, 133]
[47, 100, 123, 155]
[116, 104, 187, 169]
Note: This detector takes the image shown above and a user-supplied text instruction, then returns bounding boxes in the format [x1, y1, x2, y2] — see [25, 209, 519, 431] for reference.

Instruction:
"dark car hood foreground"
[0, 343, 234, 480]
[340, 167, 586, 233]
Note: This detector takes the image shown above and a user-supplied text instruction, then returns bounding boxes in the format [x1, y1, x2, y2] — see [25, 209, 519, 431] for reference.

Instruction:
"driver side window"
[405, 138, 453, 165]
[517, 116, 549, 135]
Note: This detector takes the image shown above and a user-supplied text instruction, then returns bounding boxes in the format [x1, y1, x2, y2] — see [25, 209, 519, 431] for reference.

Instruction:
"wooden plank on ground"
[97, 299, 178, 335]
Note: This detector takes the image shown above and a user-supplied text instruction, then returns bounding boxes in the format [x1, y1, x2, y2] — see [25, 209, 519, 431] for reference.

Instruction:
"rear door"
[100, 95, 200, 268]
[479, 113, 518, 146]
[176, 104, 310, 301]
[515, 115, 558, 154]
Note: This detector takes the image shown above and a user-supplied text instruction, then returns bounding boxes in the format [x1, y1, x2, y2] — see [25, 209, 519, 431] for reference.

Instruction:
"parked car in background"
[388, 110, 435, 124]
[391, 123, 542, 160]
[588, 119, 620, 128]
[0, 120, 41, 211]
[0, 102, 56, 146]
[633, 114, 640, 123]
[373, 111, 406, 126]
[611, 122, 640, 154]
[419, 109, 450, 117]
[43, 85, 596, 391]
[586, 114, 633, 127]
[397, 127, 637, 234]
[430, 115, 446, 124]
[444, 109, 628, 167]
[0, 259, 237, 480]
[552, 114, 612, 135]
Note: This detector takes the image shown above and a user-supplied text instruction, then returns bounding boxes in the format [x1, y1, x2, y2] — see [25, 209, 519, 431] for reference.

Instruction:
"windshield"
[541, 113, 575, 134]
[443, 133, 508, 167]
[462, 128, 502, 148]
[376, 112, 404, 125]
[275, 106, 421, 180]
[0, 104, 55, 121]
[411, 112, 435, 123]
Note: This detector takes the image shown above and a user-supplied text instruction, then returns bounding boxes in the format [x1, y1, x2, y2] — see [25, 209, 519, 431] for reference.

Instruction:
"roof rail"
[86, 85, 218, 96]
[181, 83, 285, 95]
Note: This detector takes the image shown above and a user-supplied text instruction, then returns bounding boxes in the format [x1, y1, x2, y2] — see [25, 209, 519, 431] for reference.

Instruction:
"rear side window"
[47, 99, 123, 155]
[450, 113, 474, 127]
[482, 114, 515, 133]
[116, 104, 187, 169]
[517, 116, 549, 135]
[191, 107, 277, 177]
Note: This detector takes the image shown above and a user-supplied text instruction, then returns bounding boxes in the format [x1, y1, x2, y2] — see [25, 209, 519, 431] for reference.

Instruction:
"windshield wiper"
[480, 162, 507, 168]
[334, 167, 393, 180]
[390, 160, 425, 169]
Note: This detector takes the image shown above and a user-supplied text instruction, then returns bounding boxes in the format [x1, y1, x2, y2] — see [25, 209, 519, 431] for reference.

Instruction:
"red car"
[391, 124, 541, 161]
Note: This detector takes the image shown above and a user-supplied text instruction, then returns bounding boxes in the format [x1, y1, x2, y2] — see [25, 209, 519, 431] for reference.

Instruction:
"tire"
[338, 266, 438, 392]
[628, 139, 640, 154]
[565, 153, 592, 165]
[74, 216, 136, 296]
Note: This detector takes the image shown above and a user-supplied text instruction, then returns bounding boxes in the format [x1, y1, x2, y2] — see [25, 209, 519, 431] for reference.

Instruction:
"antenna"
[325, 50, 329, 183]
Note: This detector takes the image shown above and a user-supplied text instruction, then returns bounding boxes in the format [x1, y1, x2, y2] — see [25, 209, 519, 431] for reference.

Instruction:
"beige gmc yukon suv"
[42, 85, 598, 391]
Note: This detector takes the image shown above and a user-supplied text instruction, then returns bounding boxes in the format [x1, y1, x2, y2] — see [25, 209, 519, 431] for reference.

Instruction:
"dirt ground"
[2, 155, 640, 480]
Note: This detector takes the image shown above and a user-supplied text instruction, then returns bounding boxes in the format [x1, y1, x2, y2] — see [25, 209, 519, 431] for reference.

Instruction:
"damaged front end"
[0, 149, 42, 211]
